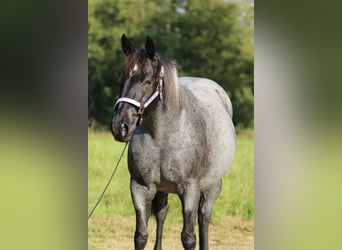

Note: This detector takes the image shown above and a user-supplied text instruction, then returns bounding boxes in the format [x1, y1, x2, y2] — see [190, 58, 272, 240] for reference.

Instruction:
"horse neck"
[143, 102, 178, 139]
[143, 75, 182, 139]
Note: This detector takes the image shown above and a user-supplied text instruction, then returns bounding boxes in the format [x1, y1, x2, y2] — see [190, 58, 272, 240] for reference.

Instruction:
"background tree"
[88, 0, 254, 129]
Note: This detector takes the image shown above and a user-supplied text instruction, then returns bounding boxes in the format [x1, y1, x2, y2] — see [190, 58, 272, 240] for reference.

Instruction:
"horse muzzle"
[111, 118, 136, 142]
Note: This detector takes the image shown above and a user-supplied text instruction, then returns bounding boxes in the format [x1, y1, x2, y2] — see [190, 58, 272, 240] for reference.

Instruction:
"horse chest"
[129, 134, 204, 191]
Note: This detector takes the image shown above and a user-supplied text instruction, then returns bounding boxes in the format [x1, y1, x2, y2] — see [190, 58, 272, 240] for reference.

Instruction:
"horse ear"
[145, 36, 155, 59]
[121, 34, 135, 56]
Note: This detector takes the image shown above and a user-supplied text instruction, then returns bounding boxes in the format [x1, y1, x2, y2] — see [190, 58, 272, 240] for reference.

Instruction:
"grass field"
[88, 129, 254, 249]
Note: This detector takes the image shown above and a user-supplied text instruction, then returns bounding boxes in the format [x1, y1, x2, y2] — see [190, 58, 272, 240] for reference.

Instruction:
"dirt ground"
[88, 215, 254, 250]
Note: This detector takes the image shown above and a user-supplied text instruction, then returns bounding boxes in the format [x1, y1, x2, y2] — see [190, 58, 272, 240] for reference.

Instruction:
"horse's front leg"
[152, 192, 169, 250]
[130, 178, 157, 250]
[178, 181, 201, 250]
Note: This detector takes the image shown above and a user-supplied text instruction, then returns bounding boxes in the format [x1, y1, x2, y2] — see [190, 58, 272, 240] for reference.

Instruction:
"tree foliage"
[88, 0, 254, 129]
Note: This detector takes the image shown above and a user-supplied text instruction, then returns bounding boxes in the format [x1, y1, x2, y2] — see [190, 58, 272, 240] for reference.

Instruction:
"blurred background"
[1, 0, 342, 249]
[88, 0, 254, 131]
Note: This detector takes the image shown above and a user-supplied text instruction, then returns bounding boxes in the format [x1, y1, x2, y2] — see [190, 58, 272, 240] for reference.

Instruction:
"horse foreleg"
[152, 192, 169, 250]
[130, 178, 157, 250]
[178, 182, 201, 250]
[198, 180, 222, 250]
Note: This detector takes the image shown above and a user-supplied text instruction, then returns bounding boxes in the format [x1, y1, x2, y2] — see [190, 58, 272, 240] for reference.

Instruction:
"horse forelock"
[124, 49, 144, 75]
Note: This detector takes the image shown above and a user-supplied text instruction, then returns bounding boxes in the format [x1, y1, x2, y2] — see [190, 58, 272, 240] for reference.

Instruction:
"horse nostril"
[120, 121, 129, 137]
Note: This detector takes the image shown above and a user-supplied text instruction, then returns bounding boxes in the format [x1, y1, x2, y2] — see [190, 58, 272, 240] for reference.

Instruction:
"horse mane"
[156, 54, 180, 111]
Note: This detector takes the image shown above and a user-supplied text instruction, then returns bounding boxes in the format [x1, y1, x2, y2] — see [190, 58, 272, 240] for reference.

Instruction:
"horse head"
[111, 34, 164, 142]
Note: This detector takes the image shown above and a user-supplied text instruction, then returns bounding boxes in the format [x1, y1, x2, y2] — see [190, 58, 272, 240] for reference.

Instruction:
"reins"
[88, 142, 128, 220]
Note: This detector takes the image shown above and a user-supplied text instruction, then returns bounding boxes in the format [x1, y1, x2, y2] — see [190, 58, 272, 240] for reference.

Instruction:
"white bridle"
[114, 66, 164, 115]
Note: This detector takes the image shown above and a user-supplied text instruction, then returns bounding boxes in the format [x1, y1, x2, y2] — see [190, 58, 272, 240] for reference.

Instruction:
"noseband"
[114, 66, 164, 120]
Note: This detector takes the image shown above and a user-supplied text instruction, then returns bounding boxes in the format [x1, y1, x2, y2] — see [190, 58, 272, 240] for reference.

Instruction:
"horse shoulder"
[128, 130, 161, 183]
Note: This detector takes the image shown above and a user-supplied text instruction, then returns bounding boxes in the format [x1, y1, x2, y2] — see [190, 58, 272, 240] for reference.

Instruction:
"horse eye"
[145, 80, 152, 84]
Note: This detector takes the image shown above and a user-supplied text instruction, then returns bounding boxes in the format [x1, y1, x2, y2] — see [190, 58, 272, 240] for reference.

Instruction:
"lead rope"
[88, 142, 128, 220]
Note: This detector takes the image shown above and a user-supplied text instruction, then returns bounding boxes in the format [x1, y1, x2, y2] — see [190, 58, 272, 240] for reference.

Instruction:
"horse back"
[178, 77, 233, 119]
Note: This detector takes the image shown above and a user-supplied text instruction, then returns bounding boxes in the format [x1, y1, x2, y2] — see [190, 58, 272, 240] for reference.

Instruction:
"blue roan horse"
[111, 34, 236, 250]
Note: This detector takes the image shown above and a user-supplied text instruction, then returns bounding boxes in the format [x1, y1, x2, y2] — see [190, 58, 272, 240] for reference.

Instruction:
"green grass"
[88, 129, 254, 221]
[215, 129, 254, 220]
